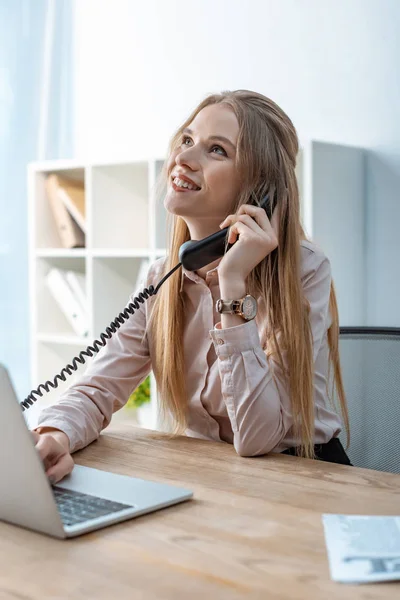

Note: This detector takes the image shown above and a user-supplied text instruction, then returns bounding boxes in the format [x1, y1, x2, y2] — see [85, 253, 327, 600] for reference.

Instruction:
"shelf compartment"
[91, 163, 149, 249]
[92, 256, 148, 336]
[32, 167, 86, 250]
[36, 256, 87, 336]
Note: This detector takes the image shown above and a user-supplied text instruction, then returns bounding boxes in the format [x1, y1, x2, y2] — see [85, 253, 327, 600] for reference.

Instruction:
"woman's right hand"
[31, 428, 74, 484]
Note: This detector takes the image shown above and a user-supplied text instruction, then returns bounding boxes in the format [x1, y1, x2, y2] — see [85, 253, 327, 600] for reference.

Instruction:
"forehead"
[189, 104, 239, 142]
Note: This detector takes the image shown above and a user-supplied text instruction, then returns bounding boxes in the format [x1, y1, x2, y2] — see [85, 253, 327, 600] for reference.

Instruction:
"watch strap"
[217, 299, 241, 314]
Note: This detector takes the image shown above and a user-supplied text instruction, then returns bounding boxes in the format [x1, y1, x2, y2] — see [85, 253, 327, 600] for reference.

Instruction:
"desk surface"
[1, 426, 400, 599]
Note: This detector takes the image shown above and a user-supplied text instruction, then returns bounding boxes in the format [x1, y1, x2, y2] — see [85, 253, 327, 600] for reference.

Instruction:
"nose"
[175, 144, 200, 171]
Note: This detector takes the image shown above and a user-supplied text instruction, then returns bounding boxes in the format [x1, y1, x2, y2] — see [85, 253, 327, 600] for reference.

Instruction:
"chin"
[164, 190, 199, 218]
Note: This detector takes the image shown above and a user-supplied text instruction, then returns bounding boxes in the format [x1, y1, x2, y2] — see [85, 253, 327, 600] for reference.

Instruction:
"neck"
[186, 218, 220, 242]
[195, 257, 222, 280]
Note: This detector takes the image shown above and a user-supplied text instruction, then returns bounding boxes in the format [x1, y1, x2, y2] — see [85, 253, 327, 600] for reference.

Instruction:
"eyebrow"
[182, 127, 236, 152]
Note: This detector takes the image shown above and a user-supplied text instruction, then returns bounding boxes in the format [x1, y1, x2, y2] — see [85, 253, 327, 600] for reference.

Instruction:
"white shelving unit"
[27, 158, 167, 429]
[27, 142, 365, 427]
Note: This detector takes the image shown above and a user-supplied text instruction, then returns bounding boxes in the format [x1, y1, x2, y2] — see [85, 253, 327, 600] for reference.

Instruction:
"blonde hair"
[150, 90, 349, 458]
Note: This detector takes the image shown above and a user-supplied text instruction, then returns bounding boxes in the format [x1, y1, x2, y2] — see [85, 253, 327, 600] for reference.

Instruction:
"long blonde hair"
[150, 90, 349, 457]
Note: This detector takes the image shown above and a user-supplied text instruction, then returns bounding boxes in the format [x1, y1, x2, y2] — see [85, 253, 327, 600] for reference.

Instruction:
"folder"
[46, 174, 85, 248]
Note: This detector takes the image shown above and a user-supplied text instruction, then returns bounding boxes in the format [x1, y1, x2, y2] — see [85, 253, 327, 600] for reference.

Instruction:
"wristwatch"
[216, 294, 257, 321]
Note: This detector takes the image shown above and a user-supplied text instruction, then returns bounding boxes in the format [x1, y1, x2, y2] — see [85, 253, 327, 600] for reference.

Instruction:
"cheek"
[207, 165, 240, 206]
[166, 150, 178, 175]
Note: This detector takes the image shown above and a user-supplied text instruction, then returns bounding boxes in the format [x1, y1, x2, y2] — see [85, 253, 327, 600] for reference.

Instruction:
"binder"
[45, 268, 89, 337]
[45, 175, 85, 248]
[56, 176, 86, 232]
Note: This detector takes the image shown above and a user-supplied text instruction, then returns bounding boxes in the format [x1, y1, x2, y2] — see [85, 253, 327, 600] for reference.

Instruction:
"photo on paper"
[322, 514, 400, 584]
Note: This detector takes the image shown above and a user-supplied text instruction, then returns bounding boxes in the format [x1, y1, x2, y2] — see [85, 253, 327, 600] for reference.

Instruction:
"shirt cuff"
[209, 319, 261, 357]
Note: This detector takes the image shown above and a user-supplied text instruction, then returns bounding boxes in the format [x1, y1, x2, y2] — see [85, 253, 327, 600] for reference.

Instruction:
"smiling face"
[164, 103, 241, 238]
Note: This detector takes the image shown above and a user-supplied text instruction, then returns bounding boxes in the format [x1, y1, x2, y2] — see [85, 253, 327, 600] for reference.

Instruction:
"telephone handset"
[179, 194, 271, 271]
[21, 195, 271, 411]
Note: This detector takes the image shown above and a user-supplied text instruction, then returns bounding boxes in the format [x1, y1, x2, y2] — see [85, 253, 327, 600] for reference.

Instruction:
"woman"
[32, 90, 351, 483]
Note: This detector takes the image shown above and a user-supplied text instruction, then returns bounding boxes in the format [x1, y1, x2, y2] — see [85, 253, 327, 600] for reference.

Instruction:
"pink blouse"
[36, 240, 342, 455]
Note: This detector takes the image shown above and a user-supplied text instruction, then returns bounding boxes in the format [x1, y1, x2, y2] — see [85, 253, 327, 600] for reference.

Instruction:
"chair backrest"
[338, 327, 400, 474]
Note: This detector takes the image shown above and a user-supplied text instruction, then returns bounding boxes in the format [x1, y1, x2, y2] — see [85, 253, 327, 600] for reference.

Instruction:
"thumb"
[46, 453, 74, 484]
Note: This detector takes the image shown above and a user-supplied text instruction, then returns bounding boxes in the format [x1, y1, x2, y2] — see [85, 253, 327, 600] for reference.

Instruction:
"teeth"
[173, 177, 199, 190]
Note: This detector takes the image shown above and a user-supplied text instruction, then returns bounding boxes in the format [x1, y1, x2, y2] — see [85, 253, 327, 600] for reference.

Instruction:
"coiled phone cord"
[20, 195, 271, 412]
[20, 262, 182, 412]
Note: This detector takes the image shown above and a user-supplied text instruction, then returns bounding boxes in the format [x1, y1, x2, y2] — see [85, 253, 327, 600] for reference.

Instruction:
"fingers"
[239, 204, 280, 242]
[227, 215, 278, 251]
[220, 212, 261, 233]
[237, 204, 271, 229]
[221, 215, 257, 245]
[32, 431, 74, 483]
[46, 453, 74, 484]
[35, 434, 58, 464]
[220, 203, 279, 244]
[234, 214, 260, 233]
[227, 220, 257, 245]
[220, 205, 270, 232]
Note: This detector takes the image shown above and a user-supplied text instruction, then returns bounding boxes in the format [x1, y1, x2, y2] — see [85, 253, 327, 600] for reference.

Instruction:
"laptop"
[0, 364, 193, 538]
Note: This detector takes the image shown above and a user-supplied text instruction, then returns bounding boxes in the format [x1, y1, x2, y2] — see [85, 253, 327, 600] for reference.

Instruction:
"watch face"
[242, 295, 257, 320]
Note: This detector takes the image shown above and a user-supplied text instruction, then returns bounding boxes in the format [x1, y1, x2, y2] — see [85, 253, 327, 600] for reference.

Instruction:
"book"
[45, 268, 89, 337]
[46, 175, 85, 249]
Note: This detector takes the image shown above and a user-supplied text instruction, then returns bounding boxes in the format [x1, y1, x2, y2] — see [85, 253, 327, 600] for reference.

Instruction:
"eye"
[211, 145, 227, 157]
[181, 135, 192, 146]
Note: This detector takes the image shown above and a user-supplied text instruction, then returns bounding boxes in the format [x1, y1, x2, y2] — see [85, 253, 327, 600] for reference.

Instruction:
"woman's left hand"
[218, 204, 279, 283]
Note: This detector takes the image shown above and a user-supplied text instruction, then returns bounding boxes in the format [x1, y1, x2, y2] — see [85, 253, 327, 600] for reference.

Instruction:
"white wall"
[72, 0, 400, 325]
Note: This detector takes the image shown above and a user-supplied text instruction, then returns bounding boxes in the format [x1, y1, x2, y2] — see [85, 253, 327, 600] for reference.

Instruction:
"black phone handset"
[179, 194, 271, 271]
[21, 195, 271, 412]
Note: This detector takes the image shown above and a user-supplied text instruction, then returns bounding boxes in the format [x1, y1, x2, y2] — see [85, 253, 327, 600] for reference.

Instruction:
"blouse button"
[216, 338, 225, 345]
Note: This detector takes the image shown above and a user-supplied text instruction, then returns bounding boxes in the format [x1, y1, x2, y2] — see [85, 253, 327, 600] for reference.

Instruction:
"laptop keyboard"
[53, 486, 135, 527]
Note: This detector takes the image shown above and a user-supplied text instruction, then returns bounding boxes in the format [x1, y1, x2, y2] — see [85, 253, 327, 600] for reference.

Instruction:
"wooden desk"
[1, 426, 400, 599]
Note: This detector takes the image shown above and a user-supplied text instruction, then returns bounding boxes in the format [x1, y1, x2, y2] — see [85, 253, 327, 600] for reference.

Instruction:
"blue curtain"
[0, 0, 73, 400]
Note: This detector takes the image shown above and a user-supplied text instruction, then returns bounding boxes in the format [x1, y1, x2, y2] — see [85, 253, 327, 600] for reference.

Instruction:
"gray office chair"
[338, 327, 400, 474]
